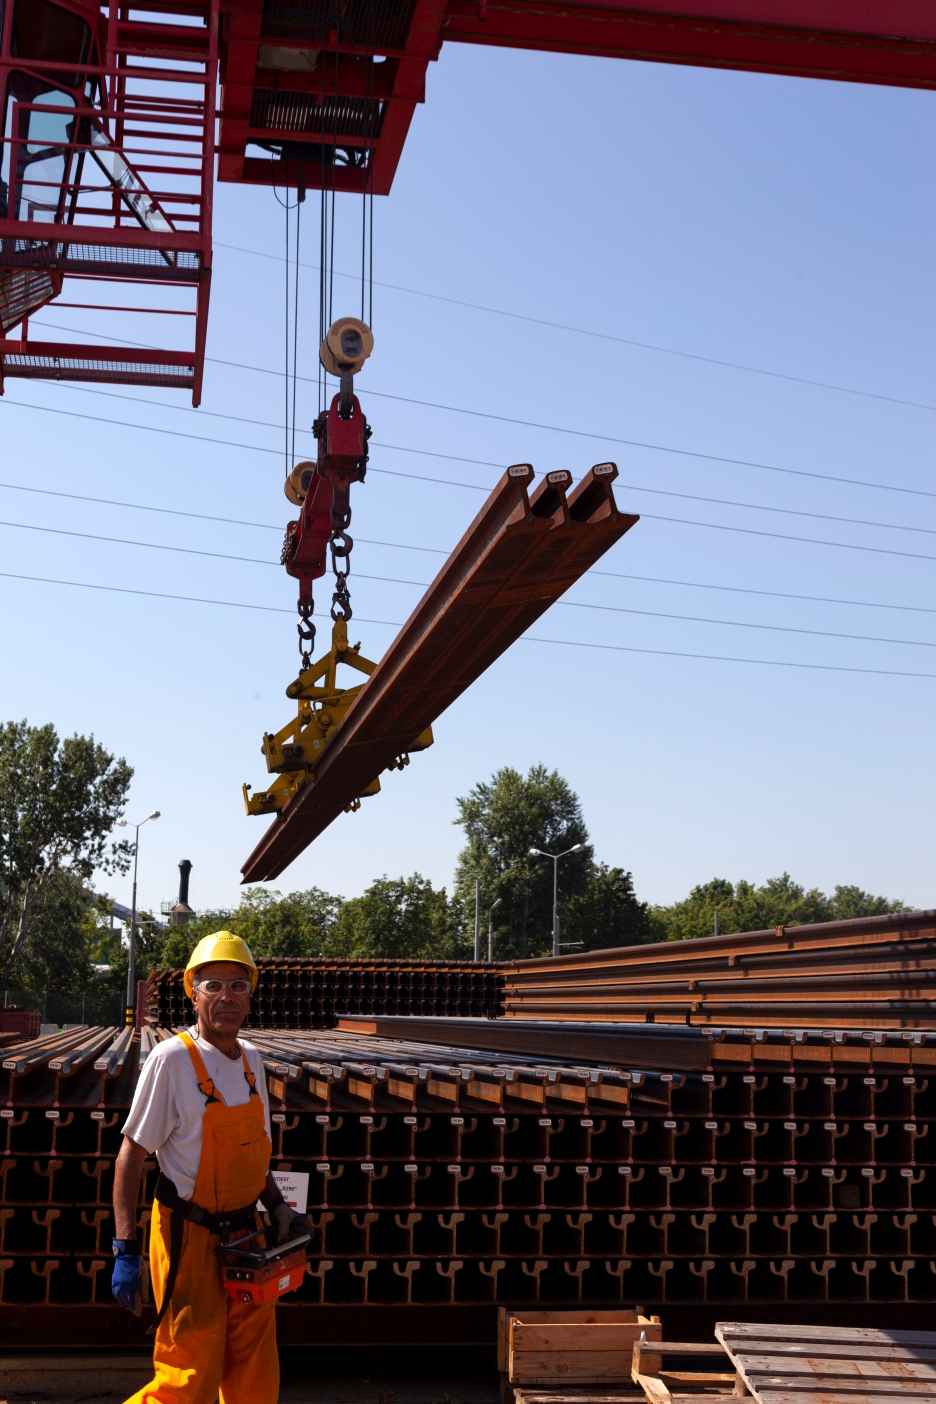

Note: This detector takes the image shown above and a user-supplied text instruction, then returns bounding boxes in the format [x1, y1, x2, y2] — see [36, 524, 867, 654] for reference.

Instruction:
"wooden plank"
[631, 1371, 671, 1404]
[515, 1393, 645, 1402]
[718, 1325, 936, 1349]
[751, 1374, 936, 1394]
[514, 1324, 658, 1351]
[755, 1392, 936, 1404]
[512, 1313, 644, 1325]
[498, 1307, 508, 1373]
[640, 1344, 727, 1357]
[669, 1398, 738, 1404]
[511, 1352, 635, 1381]
[734, 1347, 936, 1367]
[738, 1355, 936, 1381]
[657, 1372, 736, 1386]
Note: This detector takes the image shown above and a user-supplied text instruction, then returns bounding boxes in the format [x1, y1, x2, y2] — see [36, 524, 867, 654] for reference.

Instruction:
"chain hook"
[297, 599, 316, 669]
[330, 572, 353, 622]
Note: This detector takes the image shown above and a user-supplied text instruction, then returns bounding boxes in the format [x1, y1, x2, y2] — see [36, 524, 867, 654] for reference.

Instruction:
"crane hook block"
[316, 393, 368, 481]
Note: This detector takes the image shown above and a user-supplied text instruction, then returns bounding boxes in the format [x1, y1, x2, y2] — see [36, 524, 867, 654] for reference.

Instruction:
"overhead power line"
[215, 240, 936, 419]
[31, 317, 936, 503]
[2, 569, 934, 680]
[26, 380, 936, 540]
[1, 516, 933, 650]
[1, 477, 933, 617]
[4, 395, 936, 565]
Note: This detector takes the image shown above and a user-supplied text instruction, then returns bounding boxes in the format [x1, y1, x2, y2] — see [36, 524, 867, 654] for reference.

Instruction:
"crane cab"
[0, 0, 101, 330]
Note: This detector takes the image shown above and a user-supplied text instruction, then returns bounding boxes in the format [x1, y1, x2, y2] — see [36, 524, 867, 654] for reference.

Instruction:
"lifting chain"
[329, 480, 353, 623]
[297, 599, 316, 670]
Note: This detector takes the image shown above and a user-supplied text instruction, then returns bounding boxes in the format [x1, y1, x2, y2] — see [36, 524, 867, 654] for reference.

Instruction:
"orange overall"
[126, 1032, 278, 1404]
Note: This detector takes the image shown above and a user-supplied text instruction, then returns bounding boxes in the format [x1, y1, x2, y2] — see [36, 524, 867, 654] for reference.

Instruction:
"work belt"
[148, 1172, 260, 1335]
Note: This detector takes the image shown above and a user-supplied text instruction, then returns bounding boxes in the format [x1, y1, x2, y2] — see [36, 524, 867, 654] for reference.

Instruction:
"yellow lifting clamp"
[243, 618, 433, 818]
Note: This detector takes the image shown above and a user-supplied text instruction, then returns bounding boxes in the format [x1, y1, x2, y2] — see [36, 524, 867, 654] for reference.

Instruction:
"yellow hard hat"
[183, 931, 259, 998]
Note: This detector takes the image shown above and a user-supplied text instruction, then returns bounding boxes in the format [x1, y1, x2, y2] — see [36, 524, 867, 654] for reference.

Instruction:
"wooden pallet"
[631, 1332, 743, 1403]
[717, 1321, 936, 1404]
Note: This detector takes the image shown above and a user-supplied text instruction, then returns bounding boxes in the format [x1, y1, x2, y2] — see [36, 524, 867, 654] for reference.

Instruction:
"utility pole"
[529, 845, 584, 958]
[473, 878, 480, 962]
[487, 897, 502, 961]
[117, 811, 161, 1027]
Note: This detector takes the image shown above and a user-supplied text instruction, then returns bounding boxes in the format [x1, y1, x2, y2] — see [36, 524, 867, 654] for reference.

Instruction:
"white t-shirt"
[122, 1028, 272, 1201]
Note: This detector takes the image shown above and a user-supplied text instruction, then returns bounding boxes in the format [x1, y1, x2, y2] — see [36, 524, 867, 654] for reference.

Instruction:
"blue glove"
[111, 1240, 141, 1312]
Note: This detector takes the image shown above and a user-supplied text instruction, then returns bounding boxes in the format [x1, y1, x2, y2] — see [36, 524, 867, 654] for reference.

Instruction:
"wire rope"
[8, 380, 936, 542]
[3, 476, 936, 618]
[2, 568, 934, 680]
[1, 515, 935, 651]
[215, 239, 936, 419]
[7, 394, 936, 564]
[29, 317, 936, 505]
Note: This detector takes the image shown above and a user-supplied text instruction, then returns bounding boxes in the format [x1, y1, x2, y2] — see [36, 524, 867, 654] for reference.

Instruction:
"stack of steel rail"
[3, 1016, 936, 1345]
[242, 463, 638, 880]
[145, 957, 503, 1030]
[500, 910, 936, 1028]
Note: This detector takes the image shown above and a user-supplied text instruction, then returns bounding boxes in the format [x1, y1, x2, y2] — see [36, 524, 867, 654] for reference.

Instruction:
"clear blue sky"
[1, 44, 934, 918]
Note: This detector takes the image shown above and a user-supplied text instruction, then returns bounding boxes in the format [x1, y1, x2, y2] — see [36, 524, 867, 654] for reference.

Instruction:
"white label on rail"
[257, 1170, 308, 1216]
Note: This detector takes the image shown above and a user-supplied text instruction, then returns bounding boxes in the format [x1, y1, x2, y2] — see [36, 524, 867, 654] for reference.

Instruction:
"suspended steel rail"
[241, 462, 638, 880]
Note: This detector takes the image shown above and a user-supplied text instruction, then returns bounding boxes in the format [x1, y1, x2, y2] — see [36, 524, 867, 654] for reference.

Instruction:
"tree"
[828, 885, 907, 920]
[453, 765, 593, 960]
[654, 873, 908, 942]
[0, 720, 133, 986]
[561, 862, 655, 951]
[154, 886, 345, 970]
[4, 869, 99, 998]
[332, 874, 456, 958]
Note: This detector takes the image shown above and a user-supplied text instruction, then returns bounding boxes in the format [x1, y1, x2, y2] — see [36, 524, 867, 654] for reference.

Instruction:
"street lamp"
[116, 810, 161, 1027]
[529, 844, 584, 958]
[487, 897, 503, 962]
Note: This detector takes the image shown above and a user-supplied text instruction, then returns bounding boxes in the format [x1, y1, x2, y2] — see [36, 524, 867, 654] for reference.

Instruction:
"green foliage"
[5, 870, 96, 998]
[151, 887, 345, 972]
[560, 862, 655, 952]
[332, 874, 458, 958]
[653, 873, 908, 942]
[453, 765, 592, 959]
[0, 719, 133, 985]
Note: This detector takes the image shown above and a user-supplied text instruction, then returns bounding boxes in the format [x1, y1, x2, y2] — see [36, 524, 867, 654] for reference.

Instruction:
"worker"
[111, 932, 308, 1404]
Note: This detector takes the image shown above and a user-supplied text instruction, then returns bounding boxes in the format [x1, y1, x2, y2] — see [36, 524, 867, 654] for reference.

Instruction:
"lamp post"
[116, 811, 161, 1027]
[487, 897, 502, 961]
[529, 844, 584, 957]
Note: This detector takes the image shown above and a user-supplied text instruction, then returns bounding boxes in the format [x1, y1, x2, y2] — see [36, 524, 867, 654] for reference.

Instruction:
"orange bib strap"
[178, 1030, 259, 1104]
[178, 1030, 219, 1104]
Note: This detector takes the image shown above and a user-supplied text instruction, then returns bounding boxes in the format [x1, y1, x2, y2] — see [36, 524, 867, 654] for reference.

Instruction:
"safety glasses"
[195, 978, 252, 996]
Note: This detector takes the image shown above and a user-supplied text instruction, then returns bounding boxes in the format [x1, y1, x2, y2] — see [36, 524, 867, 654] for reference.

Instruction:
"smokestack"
[178, 859, 192, 906]
[169, 860, 194, 926]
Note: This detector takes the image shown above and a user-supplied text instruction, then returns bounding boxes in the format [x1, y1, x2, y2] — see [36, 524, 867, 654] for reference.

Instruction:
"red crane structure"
[2, 0, 933, 867]
[1, 2, 936, 404]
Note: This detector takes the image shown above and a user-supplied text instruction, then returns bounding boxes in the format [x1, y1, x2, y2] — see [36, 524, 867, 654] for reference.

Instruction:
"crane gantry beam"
[2, 2, 934, 394]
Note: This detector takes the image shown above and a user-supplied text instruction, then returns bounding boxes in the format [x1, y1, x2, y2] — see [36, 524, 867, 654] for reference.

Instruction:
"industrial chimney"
[168, 860, 194, 926]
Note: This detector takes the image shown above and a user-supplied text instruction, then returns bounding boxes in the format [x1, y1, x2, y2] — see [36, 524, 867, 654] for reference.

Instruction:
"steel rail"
[503, 969, 936, 1000]
[500, 910, 936, 977]
[242, 464, 636, 879]
[499, 941, 936, 989]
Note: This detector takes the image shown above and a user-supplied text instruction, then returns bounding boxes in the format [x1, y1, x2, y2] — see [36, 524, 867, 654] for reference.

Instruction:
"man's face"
[191, 961, 252, 1036]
